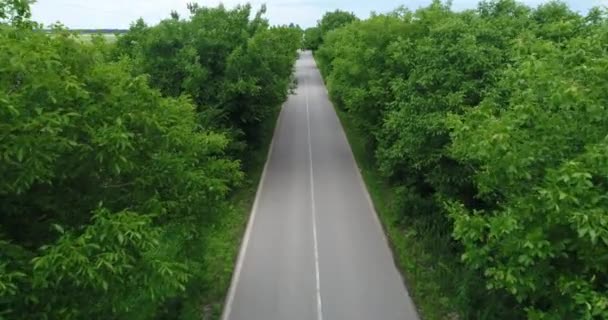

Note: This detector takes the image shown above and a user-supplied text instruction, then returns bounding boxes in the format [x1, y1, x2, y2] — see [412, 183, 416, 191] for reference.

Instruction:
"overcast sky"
[32, 0, 606, 29]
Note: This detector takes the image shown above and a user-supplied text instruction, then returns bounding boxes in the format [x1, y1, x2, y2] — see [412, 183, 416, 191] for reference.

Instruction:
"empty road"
[222, 51, 419, 320]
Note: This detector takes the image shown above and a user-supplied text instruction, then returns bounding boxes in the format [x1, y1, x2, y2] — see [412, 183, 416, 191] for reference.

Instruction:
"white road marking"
[305, 68, 324, 320]
[220, 100, 286, 320]
[309, 56, 415, 300]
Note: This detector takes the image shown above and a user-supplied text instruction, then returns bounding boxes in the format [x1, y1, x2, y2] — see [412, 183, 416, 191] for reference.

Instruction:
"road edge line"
[305, 65, 324, 320]
[310, 54, 420, 316]
[220, 101, 286, 320]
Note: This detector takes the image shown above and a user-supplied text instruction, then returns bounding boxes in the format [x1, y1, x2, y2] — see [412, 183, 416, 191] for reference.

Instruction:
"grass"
[77, 33, 117, 43]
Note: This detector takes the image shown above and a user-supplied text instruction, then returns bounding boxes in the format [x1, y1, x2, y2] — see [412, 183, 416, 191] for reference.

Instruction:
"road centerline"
[306, 68, 324, 320]
[222, 51, 418, 320]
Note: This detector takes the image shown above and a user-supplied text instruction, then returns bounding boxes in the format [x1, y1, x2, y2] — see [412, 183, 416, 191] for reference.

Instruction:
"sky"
[31, 0, 607, 29]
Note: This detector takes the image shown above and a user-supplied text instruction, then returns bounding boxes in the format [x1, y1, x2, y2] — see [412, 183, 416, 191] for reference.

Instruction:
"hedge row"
[315, 1, 608, 318]
[0, 2, 300, 319]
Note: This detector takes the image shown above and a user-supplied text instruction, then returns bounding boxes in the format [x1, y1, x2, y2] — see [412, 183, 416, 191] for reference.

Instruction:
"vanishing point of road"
[222, 51, 420, 320]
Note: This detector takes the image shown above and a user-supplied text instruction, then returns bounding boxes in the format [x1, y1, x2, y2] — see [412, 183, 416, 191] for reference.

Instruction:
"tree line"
[0, 1, 300, 319]
[310, 1, 608, 319]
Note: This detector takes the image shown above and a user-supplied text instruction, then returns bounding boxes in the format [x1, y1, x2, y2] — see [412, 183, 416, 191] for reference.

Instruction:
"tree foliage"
[0, 0, 33, 25]
[303, 26, 321, 50]
[316, 0, 608, 318]
[302, 10, 357, 50]
[318, 10, 358, 39]
[114, 5, 300, 151]
[0, 2, 299, 319]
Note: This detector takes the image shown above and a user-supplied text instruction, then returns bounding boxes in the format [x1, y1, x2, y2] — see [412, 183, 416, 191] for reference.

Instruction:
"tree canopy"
[303, 9, 357, 50]
[0, 2, 300, 318]
[316, 0, 608, 318]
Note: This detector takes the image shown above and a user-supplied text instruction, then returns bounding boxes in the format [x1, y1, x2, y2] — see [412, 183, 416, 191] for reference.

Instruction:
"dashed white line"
[305, 68, 324, 320]
[309, 55, 415, 302]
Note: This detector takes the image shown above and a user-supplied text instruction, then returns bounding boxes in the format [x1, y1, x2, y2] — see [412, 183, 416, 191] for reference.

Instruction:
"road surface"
[222, 51, 419, 320]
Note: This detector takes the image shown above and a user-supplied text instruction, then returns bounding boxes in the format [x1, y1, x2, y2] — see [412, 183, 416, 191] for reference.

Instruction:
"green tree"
[0, 23, 242, 318]
[0, 1, 299, 319]
[315, 0, 608, 318]
[303, 26, 321, 50]
[318, 9, 358, 39]
[114, 4, 299, 153]
[0, 0, 33, 25]
[304, 10, 357, 51]
[449, 19, 608, 319]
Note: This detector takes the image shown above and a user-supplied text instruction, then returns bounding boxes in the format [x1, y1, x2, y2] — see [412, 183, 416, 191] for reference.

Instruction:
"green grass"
[77, 33, 117, 43]
[333, 105, 464, 320]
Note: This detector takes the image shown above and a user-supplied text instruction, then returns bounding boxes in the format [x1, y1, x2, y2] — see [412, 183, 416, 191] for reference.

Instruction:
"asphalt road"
[222, 51, 419, 320]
